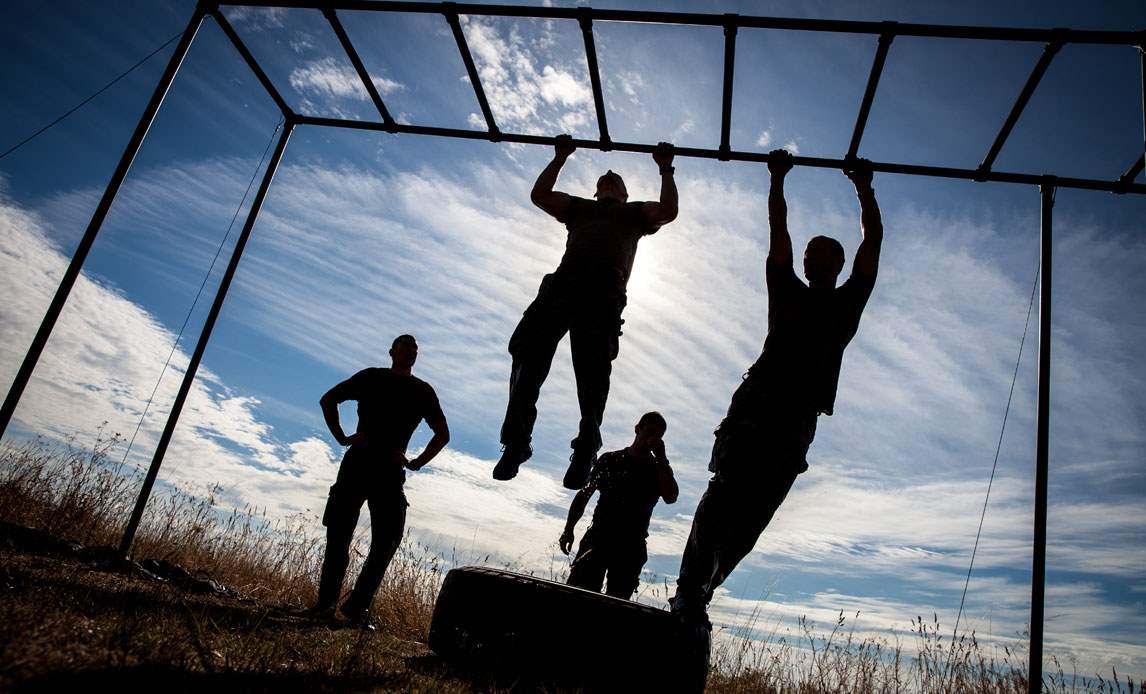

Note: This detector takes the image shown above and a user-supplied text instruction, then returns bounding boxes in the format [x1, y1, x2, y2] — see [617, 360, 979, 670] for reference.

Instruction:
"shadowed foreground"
[1, 436, 1140, 693]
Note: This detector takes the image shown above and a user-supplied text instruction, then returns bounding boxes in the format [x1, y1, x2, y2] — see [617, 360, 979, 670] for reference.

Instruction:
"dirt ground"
[0, 539, 484, 692]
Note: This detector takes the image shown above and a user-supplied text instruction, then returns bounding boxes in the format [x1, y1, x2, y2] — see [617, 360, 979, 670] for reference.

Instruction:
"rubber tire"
[428, 566, 710, 692]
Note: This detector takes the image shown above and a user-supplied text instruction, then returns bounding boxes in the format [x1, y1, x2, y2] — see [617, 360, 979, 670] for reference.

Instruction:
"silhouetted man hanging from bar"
[671, 150, 883, 626]
[308, 334, 449, 626]
[559, 411, 679, 599]
[494, 134, 679, 489]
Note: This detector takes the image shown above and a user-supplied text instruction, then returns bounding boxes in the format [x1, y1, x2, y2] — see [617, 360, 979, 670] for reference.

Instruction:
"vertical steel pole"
[1028, 181, 1054, 694]
[0, 8, 207, 441]
[1140, 46, 1145, 168]
[118, 120, 295, 558]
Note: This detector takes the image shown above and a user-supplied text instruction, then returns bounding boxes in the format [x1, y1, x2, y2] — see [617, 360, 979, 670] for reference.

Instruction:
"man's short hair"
[809, 235, 845, 261]
[637, 411, 667, 431]
[391, 334, 417, 350]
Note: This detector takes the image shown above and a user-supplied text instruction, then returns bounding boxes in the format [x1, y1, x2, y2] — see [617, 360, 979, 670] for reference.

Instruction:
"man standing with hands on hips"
[307, 334, 449, 626]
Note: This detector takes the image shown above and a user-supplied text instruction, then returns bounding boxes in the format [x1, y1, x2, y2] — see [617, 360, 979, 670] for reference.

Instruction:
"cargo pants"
[500, 271, 626, 455]
[675, 403, 817, 608]
[316, 446, 408, 613]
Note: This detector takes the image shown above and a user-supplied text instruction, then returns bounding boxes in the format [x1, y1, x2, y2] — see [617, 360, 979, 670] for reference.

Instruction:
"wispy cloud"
[459, 16, 594, 136]
[222, 7, 286, 32]
[289, 57, 404, 102]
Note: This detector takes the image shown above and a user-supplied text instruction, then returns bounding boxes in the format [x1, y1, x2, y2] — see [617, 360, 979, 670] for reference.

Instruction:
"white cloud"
[459, 16, 594, 136]
[756, 130, 772, 148]
[289, 57, 403, 103]
[222, 7, 286, 32]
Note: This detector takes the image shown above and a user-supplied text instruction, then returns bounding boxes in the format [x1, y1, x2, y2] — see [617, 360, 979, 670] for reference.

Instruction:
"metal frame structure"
[1, 2, 1143, 690]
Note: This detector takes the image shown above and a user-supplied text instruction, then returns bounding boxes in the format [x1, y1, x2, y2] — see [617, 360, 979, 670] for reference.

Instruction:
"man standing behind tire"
[494, 135, 679, 489]
[671, 150, 884, 625]
[559, 412, 679, 599]
[308, 334, 449, 625]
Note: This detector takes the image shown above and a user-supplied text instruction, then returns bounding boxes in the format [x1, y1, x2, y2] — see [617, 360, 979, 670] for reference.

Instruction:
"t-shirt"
[554, 196, 659, 293]
[328, 367, 444, 455]
[585, 449, 665, 539]
[728, 258, 876, 418]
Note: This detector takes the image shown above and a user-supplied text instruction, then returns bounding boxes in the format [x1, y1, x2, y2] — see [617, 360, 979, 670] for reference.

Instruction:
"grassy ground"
[0, 435, 1140, 692]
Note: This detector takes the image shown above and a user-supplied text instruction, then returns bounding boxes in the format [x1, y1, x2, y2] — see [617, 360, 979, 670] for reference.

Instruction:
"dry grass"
[0, 433, 1141, 693]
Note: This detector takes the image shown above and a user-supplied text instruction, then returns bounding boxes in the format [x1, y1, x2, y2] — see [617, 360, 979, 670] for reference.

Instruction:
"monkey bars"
[1, 4, 1143, 690]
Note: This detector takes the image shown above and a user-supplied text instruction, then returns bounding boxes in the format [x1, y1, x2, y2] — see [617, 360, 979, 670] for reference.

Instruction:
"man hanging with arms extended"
[494, 135, 679, 489]
[671, 150, 884, 625]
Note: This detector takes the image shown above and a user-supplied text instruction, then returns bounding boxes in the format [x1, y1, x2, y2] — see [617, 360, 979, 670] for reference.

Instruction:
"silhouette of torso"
[730, 258, 875, 419]
[555, 197, 657, 294]
[587, 449, 663, 539]
[332, 367, 443, 459]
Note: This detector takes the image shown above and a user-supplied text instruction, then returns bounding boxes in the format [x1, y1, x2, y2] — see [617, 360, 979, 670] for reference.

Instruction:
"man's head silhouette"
[390, 334, 418, 370]
[594, 170, 628, 202]
[803, 235, 845, 288]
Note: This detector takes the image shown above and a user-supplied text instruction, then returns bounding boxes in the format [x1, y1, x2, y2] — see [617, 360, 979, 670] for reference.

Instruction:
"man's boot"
[563, 438, 597, 490]
[493, 442, 532, 481]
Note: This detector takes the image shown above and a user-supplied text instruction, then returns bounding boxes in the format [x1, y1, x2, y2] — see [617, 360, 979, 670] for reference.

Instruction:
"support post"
[0, 7, 208, 442]
[719, 16, 738, 159]
[118, 120, 296, 558]
[1141, 45, 1145, 168]
[1028, 180, 1055, 694]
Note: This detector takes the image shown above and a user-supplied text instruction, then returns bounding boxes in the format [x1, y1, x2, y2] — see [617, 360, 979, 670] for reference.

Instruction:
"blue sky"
[2, 0, 1144, 679]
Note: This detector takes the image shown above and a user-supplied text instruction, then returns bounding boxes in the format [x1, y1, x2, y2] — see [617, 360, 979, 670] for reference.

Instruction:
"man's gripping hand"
[554, 134, 576, 161]
[768, 148, 794, 179]
[405, 455, 427, 471]
[844, 157, 874, 191]
[653, 141, 674, 168]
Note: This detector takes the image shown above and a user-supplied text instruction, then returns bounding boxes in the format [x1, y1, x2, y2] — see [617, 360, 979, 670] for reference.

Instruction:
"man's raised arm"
[767, 149, 795, 266]
[531, 134, 575, 220]
[641, 142, 678, 227]
[845, 158, 883, 278]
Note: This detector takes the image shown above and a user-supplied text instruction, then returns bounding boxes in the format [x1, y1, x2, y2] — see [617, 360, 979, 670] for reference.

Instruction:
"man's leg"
[674, 423, 802, 615]
[673, 475, 733, 616]
[698, 471, 798, 604]
[342, 491, 408, 620]
[566, 531, 608, 593]
[565, 307, 621, 488]
[603, 539, 646, 600]
[496, 282, 569, 479]
[315, 482, 367, 611]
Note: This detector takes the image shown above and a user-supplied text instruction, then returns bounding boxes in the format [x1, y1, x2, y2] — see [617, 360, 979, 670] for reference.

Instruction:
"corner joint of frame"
[723, 15, 739, 37]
